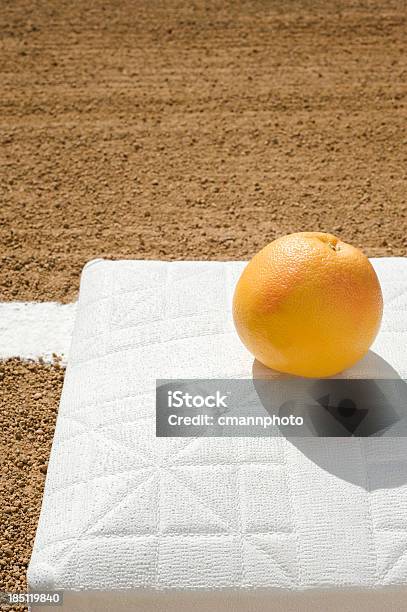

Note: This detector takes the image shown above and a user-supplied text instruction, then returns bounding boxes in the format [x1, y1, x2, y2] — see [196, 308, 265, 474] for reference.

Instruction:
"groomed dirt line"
[1, 0, 407, 302]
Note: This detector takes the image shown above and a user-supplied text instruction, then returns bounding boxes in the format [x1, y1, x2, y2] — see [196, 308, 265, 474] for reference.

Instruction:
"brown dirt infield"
[1, 0, 406, 303]
[0, 360, 63, 607]
[1, 0, 407, 604]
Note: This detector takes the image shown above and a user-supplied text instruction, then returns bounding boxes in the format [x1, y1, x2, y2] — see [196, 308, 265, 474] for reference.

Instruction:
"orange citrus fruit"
[233, 232, 383, 378]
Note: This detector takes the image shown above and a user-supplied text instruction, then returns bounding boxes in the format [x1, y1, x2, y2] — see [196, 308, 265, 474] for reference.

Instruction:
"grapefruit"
[233, 232, 383, 377]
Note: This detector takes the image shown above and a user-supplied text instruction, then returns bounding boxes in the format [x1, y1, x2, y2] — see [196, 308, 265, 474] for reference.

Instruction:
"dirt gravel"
[0, 359, 63, 607]
[1, 0, 407, 303]
[1, 0, 407, 604]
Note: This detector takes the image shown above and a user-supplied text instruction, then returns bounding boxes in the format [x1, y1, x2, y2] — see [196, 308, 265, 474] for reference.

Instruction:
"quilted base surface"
[28, 259, 407, 611]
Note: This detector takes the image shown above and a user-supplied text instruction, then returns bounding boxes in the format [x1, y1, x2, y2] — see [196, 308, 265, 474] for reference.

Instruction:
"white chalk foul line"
[0, 302, 76, 364]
